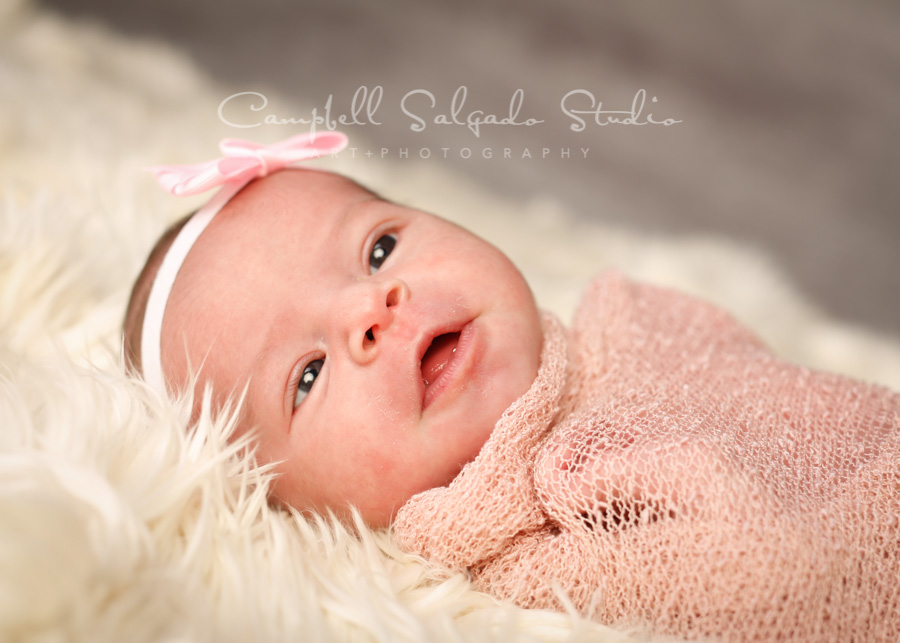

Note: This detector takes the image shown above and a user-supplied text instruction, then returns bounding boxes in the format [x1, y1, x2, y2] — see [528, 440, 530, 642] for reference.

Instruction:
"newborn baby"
[124, 133, 543, 527]
[125, 134, 900, 641]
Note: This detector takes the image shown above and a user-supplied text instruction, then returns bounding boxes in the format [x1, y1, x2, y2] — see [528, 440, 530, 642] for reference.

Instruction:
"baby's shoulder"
[571, 269, 769, 358]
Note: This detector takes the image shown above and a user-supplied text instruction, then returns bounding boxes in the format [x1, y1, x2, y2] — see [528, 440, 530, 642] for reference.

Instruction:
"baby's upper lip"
[415, 320, 466, 367]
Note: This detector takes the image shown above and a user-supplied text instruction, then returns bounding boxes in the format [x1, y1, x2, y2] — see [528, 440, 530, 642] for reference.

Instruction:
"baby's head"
[124, 136, 543, 527]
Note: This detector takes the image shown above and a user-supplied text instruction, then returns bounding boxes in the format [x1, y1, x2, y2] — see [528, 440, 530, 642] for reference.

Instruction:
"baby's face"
[162, 170, 543, 526]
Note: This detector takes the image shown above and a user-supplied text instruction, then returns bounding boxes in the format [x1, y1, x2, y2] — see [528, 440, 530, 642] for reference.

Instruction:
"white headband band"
[140, 132, 349, 395]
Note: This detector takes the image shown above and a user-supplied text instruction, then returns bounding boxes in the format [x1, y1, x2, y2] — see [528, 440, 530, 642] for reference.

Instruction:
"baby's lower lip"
[421, 321, 478, 411]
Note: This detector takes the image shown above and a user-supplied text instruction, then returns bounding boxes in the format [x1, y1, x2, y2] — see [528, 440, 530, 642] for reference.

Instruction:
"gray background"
[46, 0, 900, 337]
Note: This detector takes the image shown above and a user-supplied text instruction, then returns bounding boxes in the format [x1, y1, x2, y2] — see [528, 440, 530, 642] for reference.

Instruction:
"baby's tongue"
[421, 333, 460, 386]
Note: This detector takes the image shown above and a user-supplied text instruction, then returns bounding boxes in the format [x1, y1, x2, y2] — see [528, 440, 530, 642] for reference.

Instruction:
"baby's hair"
[122, 212, 194, 375]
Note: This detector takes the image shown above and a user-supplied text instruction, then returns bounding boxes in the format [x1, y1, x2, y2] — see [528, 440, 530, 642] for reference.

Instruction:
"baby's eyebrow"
[348, 179, 385, 203]
[363, 187, 386, 201]
[253, 321, 293, 423]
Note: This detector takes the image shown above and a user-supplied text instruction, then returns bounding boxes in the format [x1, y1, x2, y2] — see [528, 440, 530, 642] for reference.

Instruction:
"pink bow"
[148, 132, 349, 196]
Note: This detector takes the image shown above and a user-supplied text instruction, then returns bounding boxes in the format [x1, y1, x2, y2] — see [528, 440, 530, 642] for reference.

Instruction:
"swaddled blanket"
[393, 271, 900, 641]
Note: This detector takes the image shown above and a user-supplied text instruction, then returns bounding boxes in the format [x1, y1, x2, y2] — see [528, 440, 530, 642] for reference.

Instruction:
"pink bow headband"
[141, 132, 349, 395]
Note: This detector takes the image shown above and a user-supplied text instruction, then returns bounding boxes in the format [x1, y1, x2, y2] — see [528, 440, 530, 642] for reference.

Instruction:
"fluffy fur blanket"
[2, 2, 898, 641]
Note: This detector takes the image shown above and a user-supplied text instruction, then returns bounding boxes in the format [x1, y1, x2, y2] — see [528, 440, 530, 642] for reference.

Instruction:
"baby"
[124, 133, 543, 527]
[124, 133, 900, 641]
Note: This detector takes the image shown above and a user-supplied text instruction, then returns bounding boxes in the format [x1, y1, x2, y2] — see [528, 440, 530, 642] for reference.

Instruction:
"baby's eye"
[368, 233, 397, 274]
[293, 358, 324, 408]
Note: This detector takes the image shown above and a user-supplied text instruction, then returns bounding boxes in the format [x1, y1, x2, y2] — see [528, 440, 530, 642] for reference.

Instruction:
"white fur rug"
[2, 2, 899, 641]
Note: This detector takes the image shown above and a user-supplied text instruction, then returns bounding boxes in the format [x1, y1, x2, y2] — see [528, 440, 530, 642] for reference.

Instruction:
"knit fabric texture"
[392, 271, 900, 641]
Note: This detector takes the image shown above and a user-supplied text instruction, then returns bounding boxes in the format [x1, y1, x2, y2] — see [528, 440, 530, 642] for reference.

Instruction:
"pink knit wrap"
[392, 271, 900, 641]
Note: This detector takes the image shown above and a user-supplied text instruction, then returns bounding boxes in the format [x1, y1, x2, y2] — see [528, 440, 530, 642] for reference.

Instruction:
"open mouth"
[420, 332, 461, 388]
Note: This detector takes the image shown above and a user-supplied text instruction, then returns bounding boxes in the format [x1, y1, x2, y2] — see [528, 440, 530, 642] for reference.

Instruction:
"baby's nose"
[347, 278, 410, 364]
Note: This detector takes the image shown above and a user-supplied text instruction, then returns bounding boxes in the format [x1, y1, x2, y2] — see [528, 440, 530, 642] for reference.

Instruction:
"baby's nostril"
[385, 287, 400, 308]
[365, 327, 375, 343]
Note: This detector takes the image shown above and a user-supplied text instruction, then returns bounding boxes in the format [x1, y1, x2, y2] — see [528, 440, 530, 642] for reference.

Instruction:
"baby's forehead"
[183, 169, 395, 281]
[209, 170, 373, 235]
[238, 168, 377, 211]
